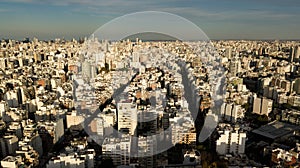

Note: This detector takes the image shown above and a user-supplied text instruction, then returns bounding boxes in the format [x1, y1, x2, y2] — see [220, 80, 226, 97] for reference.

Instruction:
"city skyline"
[0, 0, 300, 40]
[1, 1, 300, 167]
[1, 34, 300, 167]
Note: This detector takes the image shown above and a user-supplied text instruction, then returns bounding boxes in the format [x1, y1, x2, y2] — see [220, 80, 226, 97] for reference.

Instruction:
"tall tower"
[225, 47, 232, 59]
[294, 46, 300, 62]
[82, 60, 91, 80]
[289, 47, 295, 63]
[132, 52, 140, 62]
[229, 57, 241, 77]
[253, 97, 261, 115]
[117, 100, 137, 135]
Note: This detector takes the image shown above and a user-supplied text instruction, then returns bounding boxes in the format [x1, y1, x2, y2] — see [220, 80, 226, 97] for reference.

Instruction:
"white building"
[0, 101, 8, 117]
[102, 135, 131, 166]
[117, 99, 137, 135]
[253, 97, 273, 116]
[221, 103, 245, 123]
[1, 156, 23, 168]
[138, 136, 157, 168]
[261, 98, 273, 115]
[216, 126, 246, 155]
[66, 111, 84, 130]
[4, 90, 19, 108]
[47, 149, 95, 168]
[47, 154, 85, 168]
[229, 58, 241, 77]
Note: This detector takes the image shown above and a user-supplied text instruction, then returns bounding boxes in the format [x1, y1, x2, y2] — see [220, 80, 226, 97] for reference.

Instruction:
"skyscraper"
[253, 97, 262, 115]
[289, 47, 295, 63]
[253, 97, 273, 116]
[229, 58, 241, 77]
[117, 99, 137, 135]
[216, 127, 246, 155]
[261, 98, 273, 116]
[225, 47, 232, 59]
[82, 60, 91, 80]
[295, 46, 300, 62]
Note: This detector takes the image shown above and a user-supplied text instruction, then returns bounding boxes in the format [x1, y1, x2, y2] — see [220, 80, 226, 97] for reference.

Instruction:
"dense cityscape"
[0, 36, 299, 168]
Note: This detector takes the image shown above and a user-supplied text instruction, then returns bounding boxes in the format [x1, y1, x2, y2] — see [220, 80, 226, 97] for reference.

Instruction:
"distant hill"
[123, 32, 180, 42]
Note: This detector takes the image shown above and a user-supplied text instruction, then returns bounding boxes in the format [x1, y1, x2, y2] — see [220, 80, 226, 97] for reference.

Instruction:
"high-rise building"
[138, 136, 157, 168]
[261, 98, 273, 116]
[89, 117, 104, 143]
[221, 103, 244, 123]
[225, 103, 233, 121]
[253, 97, 273, 116]
[295, 46, 300, 62]
[17, 87, 26, 105]
[132, 52, 140, 62]
[120, 136, 131, 166]
[216, 126, 246, 155]
[0, 135, 18, 158]
[90, 65, 97, 79]
[229, 58, 241, 77]
[1, 156, 23, 168]
[293, 78, 300, 94]
[82, 60, 91, 79]
[289, 47, 295, 63]
[225, 47, 232, 59]
[117, 99, 137, 135]
[102, 135, 131, 166]
[137, 110, 158, 136]
[0, 58, 6, 69]
[253, 97, 262, 115]
[7, 122, 22, 139]
[231, 105, 244, 123]
[172, 125, 196, 145]
[66, 111, 84, 130]
[16, 145, 39, 167]
[0, 101, 7, 117]
[39, 119, 64, 144]
[4, 91, 19, 108]
[47, 154, 85, 168]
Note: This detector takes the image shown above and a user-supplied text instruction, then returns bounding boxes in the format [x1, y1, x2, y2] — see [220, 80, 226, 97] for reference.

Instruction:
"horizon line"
[1, 37, 300, 42]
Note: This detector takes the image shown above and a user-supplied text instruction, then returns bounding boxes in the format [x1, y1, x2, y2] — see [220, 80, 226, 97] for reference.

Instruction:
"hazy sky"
[0, 0, 299, 40]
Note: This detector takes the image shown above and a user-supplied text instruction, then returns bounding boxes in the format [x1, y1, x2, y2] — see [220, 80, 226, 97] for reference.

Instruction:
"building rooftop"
[252, 121, 300, 139]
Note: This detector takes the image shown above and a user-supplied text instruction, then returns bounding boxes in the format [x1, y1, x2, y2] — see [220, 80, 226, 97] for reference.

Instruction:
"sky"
[0, 0, 299, 40]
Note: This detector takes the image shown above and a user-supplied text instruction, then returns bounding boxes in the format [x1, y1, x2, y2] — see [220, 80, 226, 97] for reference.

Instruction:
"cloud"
[0, 9, 10, 12]
[0, 0, 299, 40]
[3, 0, 154, 7]
[160, 7, 218, 16]
[157, 7, 296, 22]
[1, 0, 34, 2]
[3, 0, 297, 21]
